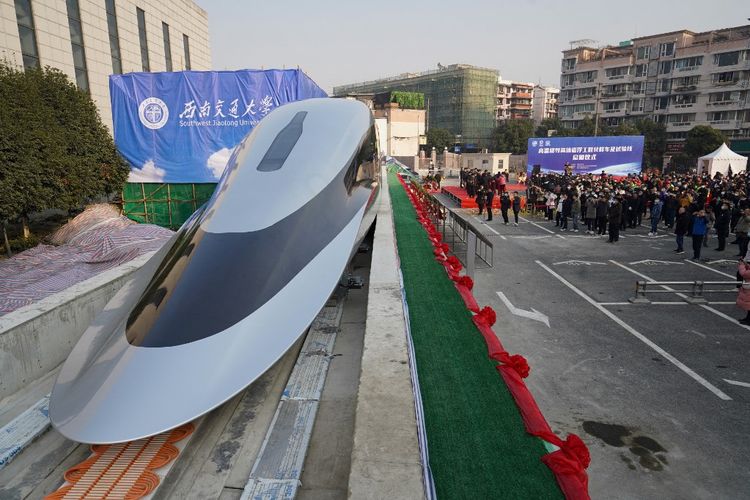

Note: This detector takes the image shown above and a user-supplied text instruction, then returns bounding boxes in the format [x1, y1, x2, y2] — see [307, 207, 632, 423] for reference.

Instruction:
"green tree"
[534, 117, 564, 138]
[613, 121, 639, 136]
[425, 127, 454, 151]
[684, 125, 727, 159]
[633, 119, 666, 169]
[492, 119, 535, 154]
[0, 62, 129, 244]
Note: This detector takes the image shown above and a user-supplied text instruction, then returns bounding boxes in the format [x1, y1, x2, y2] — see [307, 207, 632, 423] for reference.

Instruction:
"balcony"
[708, 100, 741, 107]
[673, 85, 698, 92]
[604, 108, 625, 114]
[669, 122, 692, 127]
[513, 92, 532, 99]
[672, 103, 694, 109]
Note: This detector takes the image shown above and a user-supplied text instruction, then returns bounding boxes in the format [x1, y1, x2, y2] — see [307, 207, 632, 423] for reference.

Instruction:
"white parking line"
[684, 258, 736, 279]
[474, 216, 500, 235]
[536, 260, 732, 401]
[610, 260, 750, 333]
[519, 216, 554, 234]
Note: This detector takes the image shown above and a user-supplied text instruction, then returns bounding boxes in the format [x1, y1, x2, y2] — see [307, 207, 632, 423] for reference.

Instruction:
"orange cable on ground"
[45, 423, 194, 500]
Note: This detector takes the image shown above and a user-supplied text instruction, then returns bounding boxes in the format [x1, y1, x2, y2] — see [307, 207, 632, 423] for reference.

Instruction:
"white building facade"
[0, 0, 211, 129]
[532, 84, 559, 124]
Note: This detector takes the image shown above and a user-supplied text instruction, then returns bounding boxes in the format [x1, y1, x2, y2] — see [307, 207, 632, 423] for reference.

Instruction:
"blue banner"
[527, 136, 644, 176]
[110, 70, 327, 183]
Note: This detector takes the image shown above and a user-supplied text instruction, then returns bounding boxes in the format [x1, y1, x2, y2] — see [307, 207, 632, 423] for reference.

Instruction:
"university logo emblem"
[138, 97, 169, 129]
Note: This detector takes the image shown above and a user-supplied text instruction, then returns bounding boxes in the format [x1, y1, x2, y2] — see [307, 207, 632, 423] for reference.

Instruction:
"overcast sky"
[195, 0, 748, 93]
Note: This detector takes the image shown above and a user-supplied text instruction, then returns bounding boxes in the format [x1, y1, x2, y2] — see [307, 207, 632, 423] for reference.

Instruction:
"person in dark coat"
[607, 197, 623, 242]
[512, 192, 522, 226]
[715, 202, 731, 251]
[484, 173, 496, 221]
[596, 196, 608, 235]
[476, 185, 486, 216]
[500, 192, 511, 224]
[674, 207, 690, 254]
[560, 194, 572, 231]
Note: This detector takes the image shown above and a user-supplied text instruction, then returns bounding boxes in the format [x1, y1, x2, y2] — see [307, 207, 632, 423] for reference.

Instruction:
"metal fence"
[409, 180, 493, 277]
[629, 280, 740, 304]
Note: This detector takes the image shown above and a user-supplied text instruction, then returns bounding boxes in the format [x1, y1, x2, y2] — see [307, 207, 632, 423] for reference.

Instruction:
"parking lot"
[464, 212, 750, 500]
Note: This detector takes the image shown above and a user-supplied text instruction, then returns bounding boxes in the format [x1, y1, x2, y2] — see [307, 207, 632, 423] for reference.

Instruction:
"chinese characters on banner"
[110, 69, 327, 183]
[527, 136, 644, 176]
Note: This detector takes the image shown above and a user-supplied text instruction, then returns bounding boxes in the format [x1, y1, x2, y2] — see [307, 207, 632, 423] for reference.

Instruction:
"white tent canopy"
[697, 143, 748, 176]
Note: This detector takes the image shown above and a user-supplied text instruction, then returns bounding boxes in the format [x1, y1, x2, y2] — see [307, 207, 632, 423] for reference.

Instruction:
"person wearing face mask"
[715, 202, 731, 251]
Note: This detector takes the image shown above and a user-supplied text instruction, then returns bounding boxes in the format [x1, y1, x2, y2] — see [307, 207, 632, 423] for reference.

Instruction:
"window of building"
[632, 82, 645, 94]
[636, 45, 651, 60]
[604, 101, 623, 111]
[137, 8, 149, 71]
[668, 113, 694, 123]
[658, 61, 672, 74]
[668, 131, 688, 139]
[709, 91, 739, 103]
[183, 34, 191, 70]
[653, 97, 669, 110]
[66, 0, 88, 91]
[562, 58, 576, 71]
[709, 111, 736, 122]
[498, 159, 504, 170]
[576, 70, 597, 83]
[14, 0, 39, 70]
[162, 22, 172, 71]
[632, 98, 644, 112]
[635, 64, 648, 77]
[674, 56, 702, 70]
[672, 94, 696, 105]
[605, 66, 630, 78]
[713, 71, 738, 84]
[105, 0, 121, 74]
[714, 51, 740, 67]
[659, 79, 671, 92]
[659, 42, 675, 57]
[674, 75, 700, 89]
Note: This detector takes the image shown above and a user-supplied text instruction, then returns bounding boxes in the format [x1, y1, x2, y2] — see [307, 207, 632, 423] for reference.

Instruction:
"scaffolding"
[122, 183, 216, 229]
[335, 65, 498, 148]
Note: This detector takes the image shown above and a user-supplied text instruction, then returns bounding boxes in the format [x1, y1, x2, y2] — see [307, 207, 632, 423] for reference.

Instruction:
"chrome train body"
[49, 98, 381, 443]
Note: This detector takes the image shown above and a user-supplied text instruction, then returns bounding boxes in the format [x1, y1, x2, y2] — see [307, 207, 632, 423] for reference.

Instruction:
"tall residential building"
[532, 85, 559, 124]
[496, 79, 534, 121]
[333, 64, 499, 149]
[0, 0, 211, 129]
[559, 25, 750, 149]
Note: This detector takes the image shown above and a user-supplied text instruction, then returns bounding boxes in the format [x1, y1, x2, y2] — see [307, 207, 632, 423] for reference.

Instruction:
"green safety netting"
[122, 183, 217, 229]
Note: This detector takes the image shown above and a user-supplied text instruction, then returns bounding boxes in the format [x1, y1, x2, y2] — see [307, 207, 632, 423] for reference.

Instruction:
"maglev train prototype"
[49, 98, 381, 444]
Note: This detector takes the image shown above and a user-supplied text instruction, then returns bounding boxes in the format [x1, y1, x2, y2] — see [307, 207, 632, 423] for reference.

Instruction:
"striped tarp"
[0, 205, 173, 316]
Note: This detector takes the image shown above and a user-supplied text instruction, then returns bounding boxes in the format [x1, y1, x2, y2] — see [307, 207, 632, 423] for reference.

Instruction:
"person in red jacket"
[497, 172, 507, 194]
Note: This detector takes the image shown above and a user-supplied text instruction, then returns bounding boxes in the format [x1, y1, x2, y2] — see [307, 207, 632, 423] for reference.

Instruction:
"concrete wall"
[461, 152, 511, 174]
[0, 252, 153, 401]
[348, 168, 426, 499]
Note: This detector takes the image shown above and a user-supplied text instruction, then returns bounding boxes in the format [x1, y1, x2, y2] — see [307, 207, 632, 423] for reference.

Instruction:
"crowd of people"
[459, 169, 523, 225]
[525, 169, 750, 261]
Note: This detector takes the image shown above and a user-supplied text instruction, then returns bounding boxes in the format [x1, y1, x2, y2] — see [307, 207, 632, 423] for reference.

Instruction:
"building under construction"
[334, 64, 499, 149]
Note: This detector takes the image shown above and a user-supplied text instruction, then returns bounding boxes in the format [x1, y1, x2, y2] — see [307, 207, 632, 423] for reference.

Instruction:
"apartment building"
[532, 84, 559, 124]
[334, 64, 499, 149]
[497, 79, 558, 124]
[497, 79, 534, 120]
[559, 25, 750, 149]
[0, 0, 211, 128]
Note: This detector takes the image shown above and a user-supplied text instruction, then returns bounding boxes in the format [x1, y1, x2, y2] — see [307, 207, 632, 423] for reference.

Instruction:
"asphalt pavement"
[462, 209, 750, 500]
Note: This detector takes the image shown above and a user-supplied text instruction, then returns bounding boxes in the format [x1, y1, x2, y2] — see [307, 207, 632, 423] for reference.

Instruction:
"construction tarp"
[0, 205, 173, 316]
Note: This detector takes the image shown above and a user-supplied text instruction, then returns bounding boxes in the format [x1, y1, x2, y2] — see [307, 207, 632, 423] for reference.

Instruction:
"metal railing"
[409, 180, 493, 277]
[629, 280, 740, 304]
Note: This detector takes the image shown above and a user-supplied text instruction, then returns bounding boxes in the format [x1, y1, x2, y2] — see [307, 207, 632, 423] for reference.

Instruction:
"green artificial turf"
[388, 171, 563, 499]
